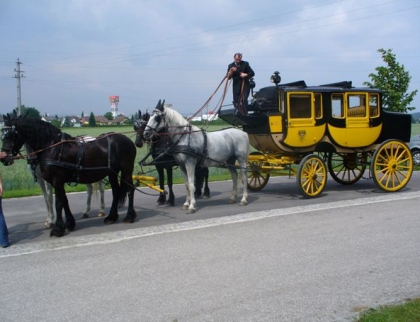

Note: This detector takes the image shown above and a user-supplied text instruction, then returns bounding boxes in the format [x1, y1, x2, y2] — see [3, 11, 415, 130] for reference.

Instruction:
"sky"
[0, 0, 419, 118]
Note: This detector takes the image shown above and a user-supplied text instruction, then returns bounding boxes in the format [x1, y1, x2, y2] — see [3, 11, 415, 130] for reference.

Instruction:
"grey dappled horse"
[143, 100, 249, 213]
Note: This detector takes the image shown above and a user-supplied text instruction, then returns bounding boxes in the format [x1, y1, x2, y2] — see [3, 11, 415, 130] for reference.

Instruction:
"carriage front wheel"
[247, 151, 270, 191]
[371, 139, 413, 192]
[297, 154, 327, 198]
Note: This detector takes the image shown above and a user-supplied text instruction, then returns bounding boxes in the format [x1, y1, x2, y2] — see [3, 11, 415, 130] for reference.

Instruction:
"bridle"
[1, 125, 20, 157]
[143, 109, 166, 139]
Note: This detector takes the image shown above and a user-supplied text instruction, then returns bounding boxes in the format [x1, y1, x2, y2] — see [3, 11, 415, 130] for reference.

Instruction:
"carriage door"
[283, 92, 325, 148]
[344, 93, 381, 147]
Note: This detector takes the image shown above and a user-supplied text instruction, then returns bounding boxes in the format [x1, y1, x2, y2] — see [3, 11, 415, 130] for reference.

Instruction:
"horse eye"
[155, 115, 161, 123]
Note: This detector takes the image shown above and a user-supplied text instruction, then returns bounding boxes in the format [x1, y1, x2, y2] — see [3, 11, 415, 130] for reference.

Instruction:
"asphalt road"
[1, 173, 420, 321]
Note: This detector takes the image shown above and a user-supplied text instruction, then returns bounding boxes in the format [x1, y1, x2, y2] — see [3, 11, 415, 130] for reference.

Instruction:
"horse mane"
[164, 107, 200, 132]
[17, 117, 75, 149]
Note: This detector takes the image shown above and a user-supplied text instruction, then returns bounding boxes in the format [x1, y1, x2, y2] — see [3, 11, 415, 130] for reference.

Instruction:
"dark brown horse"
[1, 111, 137, 237]
[134, 110, 209, 207]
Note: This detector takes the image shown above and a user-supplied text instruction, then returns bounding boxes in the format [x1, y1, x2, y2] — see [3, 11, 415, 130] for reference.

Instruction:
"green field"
[0, 123, 236, 198]
[1, 122, 419, 199]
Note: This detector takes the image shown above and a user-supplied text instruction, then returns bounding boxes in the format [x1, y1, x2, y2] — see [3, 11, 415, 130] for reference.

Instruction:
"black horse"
[134, 110, 210, 206]
[1, 111, 137, 237]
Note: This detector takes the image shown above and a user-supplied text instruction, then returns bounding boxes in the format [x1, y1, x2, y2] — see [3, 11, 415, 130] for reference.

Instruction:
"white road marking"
[1, 191, 419, 258]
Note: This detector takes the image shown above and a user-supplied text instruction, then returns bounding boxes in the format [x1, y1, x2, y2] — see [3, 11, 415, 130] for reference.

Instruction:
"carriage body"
[219, 78, 413, 197]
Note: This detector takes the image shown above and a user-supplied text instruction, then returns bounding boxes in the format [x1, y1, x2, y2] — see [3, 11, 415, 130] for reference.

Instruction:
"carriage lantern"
[270, 71, 281, 85]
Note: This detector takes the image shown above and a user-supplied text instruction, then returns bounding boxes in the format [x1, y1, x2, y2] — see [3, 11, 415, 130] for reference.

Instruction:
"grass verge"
[357, 298, 420, 321]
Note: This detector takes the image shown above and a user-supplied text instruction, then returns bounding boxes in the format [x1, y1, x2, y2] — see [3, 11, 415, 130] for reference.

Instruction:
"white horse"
[33, 165, 106, 228]
[143, 100, 249, 213]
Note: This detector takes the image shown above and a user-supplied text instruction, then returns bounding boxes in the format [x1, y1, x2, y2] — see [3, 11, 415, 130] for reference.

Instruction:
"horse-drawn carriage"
[219, 72, 414, 198]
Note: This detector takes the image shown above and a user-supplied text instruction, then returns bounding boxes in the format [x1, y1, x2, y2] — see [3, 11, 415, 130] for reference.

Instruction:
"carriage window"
[369, 94, 379, 117]
[279, 91, 284, 113]
[289, 94, 311, 118]
[315, 93, 322, 119]
[347, 94, 366, 117]
[332, 94, 344, 118]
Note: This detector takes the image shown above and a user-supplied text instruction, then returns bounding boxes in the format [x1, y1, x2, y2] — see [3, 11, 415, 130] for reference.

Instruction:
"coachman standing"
[227, 53, 255, 115]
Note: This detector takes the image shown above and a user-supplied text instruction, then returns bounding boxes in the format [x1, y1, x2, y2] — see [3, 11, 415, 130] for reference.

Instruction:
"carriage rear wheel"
[297, 154, 327, 198]
[247, 151, 270, 191]
[327, 152, 366, 185]
[371, 139, 413, 192]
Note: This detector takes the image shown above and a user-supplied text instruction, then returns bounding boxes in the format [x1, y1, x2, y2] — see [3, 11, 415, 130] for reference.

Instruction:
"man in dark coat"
[227, 53, 255, 115]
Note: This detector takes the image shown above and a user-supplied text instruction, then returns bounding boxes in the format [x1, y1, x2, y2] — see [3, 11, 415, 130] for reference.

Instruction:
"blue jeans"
[0, 197, 9, 247]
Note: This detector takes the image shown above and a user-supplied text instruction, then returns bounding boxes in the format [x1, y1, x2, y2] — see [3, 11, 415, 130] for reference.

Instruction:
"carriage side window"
[332, 94, 344, 118]
[369, 94, 379, 117]
[279, 91, 284, 113]
[289, 94, 311, 118]
[347, 94, 366, 117]
[314, 93, 322, 119]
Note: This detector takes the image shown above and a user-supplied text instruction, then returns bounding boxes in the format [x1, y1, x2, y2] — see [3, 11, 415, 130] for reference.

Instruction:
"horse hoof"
[187, 208, 196, 214]
[97, 212, 105, 217]
[228, 199, 236, 204]
[182, 205, 189, 210]
[81, 213, 89, 219]
[50, 228, 65, 237]
[44, 222, 53, 229]
[104, 215, 118, 224]
[240, 201, 248, 206]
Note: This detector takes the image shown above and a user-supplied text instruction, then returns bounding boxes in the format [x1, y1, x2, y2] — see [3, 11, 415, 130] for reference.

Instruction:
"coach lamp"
[270, 71, 281, 85]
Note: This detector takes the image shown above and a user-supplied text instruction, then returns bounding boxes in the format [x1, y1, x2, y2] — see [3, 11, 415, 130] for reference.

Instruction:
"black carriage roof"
[257, 80, 381, 94]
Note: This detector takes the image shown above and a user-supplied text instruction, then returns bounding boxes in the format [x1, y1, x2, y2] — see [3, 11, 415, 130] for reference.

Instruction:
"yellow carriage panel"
[283, 123, 326, 148]
[328, 124, 382, 147]
[269, 115, 283, 133]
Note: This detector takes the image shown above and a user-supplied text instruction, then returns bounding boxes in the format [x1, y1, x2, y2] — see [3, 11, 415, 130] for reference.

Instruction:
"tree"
[89, 112, 97, 127]
[20, 105, 41, 119]
[363, 48, 417, 113]
[104, 112, 113, 120]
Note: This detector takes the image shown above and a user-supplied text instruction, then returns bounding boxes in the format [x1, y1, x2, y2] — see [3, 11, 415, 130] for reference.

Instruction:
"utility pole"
[14, 58, 24, 116]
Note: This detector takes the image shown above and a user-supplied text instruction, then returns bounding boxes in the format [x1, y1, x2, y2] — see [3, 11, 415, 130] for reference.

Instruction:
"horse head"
[133, 109, 151, 148]
[1, 111, 26, 165]
[143, 99, 166, 140]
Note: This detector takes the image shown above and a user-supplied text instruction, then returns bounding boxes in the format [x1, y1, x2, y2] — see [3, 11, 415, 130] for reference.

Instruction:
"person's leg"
[0, 198, 10, 247]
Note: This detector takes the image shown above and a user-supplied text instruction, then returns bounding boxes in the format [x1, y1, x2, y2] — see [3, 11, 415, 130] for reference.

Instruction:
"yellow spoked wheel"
[327, 152, 366, 185]
[297, 154, 327, 198]
[247, 151, 270, 191]
[371, 139, 413, 192]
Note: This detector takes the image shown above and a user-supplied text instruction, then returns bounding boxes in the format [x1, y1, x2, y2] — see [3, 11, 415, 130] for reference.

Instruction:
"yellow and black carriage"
[219, 72, 413, 198]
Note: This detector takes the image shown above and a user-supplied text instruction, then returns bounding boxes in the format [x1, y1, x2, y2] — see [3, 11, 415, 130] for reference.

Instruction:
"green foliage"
[363, 48, 417, 113]
[88, 112, 96, 127]
[20, 106, 41, 118]
[104, 112, 113, 120]
[51, 119, 61, 128]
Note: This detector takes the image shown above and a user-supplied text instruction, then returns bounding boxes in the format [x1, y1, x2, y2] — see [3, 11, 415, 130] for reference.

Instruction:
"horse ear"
[138, 110, 141, 118]
[155, 99, 164, 112]
[156, 99, 161, 109]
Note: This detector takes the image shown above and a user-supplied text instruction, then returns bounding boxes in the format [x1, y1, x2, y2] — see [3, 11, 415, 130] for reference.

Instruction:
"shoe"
[1, 244, 9, 248]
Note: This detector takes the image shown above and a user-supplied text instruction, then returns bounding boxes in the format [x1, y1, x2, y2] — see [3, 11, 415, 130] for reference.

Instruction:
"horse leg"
[203, 167, 210, 198]
[50, 185, 75, 237]
[227, 160, 239, 204]
[98, 181, 106, 217]
[121, 173, 137, 223]
[36, 166, 55, 227]
[156, 166, 166, 206]
[184, 163, 197, 214]
[82, 183, 93, 219]
[104, 174, 119, 224]
[166, 166, 175, 206]
[238, 160, 249, 206]
[41, 179, 55, 228]
[194, 167, 203, 198]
